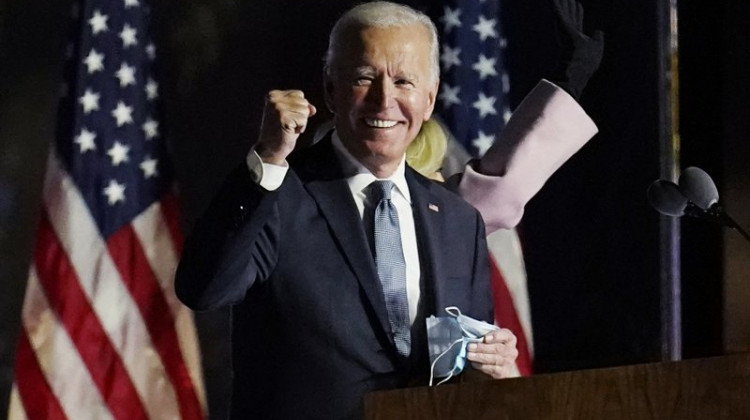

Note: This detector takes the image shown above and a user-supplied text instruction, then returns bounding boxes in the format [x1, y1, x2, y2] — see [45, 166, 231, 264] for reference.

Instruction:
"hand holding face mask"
[426, 307, 519, 385]
[465, 327, 519, 380]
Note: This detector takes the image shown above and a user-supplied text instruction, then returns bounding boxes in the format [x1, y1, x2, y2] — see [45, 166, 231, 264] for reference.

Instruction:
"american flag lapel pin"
[428, 203, 439, 212]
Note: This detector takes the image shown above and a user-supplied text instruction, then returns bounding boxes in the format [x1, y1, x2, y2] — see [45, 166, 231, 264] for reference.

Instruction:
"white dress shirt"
[246, 134, 422, 325]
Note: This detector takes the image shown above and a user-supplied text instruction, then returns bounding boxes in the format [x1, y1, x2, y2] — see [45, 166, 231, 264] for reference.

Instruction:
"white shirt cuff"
[245, 148, 289, 191]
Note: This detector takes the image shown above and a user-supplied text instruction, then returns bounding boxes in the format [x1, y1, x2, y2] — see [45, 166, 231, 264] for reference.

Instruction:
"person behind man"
[404, 0, 603, 376]
[448, 0, 603, 233]
[175, 2, 518, 419]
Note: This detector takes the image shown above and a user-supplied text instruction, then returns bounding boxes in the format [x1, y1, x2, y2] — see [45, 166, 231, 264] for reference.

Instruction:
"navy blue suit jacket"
[175, 138, 492, 419]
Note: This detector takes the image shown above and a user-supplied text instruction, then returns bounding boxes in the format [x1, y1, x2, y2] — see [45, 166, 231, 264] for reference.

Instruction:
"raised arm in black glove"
[549, 0, 604, 100]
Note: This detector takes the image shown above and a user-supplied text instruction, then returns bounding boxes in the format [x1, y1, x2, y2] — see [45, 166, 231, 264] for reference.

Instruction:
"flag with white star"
[9, 0, 207, 418]
[436, 0, 511, 157]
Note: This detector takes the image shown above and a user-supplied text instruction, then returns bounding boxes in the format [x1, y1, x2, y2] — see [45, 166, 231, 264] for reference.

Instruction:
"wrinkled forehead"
[329, 24, 433, 74]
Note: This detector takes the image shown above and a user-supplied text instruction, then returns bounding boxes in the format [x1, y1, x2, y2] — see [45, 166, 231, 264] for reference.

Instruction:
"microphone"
[678, 167, 719, 210]
[647, 179, 688, 217]
[647, 167, 750, 243]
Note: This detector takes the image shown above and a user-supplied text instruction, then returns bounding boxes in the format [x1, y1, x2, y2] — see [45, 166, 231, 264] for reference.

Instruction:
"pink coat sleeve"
[457, 79, 598, 233]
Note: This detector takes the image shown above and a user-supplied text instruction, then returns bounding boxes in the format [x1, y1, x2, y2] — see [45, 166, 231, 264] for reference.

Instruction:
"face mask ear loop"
[429, 337, 465, 386]
[435, 369, 456, 387]
[444, 306, 461, 317]
[445, 307, 479, 339]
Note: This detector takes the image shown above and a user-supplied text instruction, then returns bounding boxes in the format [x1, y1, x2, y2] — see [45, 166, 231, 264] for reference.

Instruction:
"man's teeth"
[364, 118, 397, 128]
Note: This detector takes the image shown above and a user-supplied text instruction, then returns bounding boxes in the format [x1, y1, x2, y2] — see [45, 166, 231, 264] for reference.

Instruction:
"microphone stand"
[684, 203, 750, 243]
[713, 206, 750, 243]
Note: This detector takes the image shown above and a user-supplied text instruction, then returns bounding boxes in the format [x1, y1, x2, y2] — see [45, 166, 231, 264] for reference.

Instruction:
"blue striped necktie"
[367, 180, 411, 356]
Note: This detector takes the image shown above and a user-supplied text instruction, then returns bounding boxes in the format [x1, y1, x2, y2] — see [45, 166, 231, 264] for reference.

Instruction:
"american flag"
[8, 0, 206, 418]
[435, 0, 533, 376]
[436, 0, 511, 157]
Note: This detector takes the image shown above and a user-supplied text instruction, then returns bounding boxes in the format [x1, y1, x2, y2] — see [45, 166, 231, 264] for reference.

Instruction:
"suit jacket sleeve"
[453, 79, 599, 233]
[175, 163, 282, 310]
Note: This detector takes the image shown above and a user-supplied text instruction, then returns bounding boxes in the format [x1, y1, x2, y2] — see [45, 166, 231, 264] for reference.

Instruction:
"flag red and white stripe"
[8, 0, 205, 417]
[9, 156, 205, 420]
[487, 228, 534, 376]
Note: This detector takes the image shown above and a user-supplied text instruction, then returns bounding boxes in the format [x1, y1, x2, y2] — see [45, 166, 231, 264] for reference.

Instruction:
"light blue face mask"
[425, 306, 499, 386]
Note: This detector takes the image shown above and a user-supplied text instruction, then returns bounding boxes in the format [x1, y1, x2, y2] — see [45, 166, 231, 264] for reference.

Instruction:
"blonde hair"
[406, 119, 448, 177]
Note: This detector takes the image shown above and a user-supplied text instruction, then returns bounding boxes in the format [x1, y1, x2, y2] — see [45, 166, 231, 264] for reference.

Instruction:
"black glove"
[549, 0, 604, 100]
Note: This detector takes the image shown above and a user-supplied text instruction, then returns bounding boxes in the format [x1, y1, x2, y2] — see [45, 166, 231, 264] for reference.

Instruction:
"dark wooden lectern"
[364, 353, 750, 419]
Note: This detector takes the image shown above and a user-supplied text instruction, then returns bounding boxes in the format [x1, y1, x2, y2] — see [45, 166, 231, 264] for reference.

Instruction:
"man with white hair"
[176, 2, 517, 419]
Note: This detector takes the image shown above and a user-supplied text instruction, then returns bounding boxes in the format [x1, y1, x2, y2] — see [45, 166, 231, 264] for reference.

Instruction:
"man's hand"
[256, 90, 317, 165]
[466, 328, 519, 379]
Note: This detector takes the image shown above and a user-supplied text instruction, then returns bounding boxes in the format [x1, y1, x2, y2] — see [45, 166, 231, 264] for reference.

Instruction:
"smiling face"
[325, 24, 438, 177]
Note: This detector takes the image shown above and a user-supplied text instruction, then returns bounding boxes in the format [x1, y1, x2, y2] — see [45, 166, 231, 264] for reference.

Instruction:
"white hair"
[324, 1, 440, 83]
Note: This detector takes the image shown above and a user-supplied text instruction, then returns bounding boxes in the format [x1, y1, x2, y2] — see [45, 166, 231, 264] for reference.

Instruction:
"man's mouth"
[363, 118, 398, 128]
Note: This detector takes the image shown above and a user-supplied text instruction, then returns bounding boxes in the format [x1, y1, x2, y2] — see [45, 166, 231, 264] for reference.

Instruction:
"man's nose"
[366, 79, 394, 109]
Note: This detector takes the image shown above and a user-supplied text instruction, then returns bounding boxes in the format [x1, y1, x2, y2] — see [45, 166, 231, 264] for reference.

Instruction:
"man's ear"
[423, 78, 439, 120]
[323, 70, 336, 113]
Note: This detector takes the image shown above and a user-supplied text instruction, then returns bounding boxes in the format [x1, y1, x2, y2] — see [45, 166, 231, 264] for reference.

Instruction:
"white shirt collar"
[331, 132, 412, 204]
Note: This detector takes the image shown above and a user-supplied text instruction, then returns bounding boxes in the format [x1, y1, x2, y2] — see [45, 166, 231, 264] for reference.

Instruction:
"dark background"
[2, 0, 748, 418]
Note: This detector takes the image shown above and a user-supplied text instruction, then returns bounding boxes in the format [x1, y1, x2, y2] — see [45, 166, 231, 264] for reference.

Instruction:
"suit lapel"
[406, 169, 448, 317]
[293, 139, 454, 348]
[292, 139, 392, 343]
[305, 180, 392, 337]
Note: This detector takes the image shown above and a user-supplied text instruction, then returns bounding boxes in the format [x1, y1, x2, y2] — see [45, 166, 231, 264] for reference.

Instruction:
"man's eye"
[395, 79, 414, 86]
[354, 77, 373, 86]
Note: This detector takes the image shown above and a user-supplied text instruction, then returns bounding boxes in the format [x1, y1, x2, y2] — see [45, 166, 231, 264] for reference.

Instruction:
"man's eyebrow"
[397, 72, 419, 81]
[352, 66, 376, 75]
